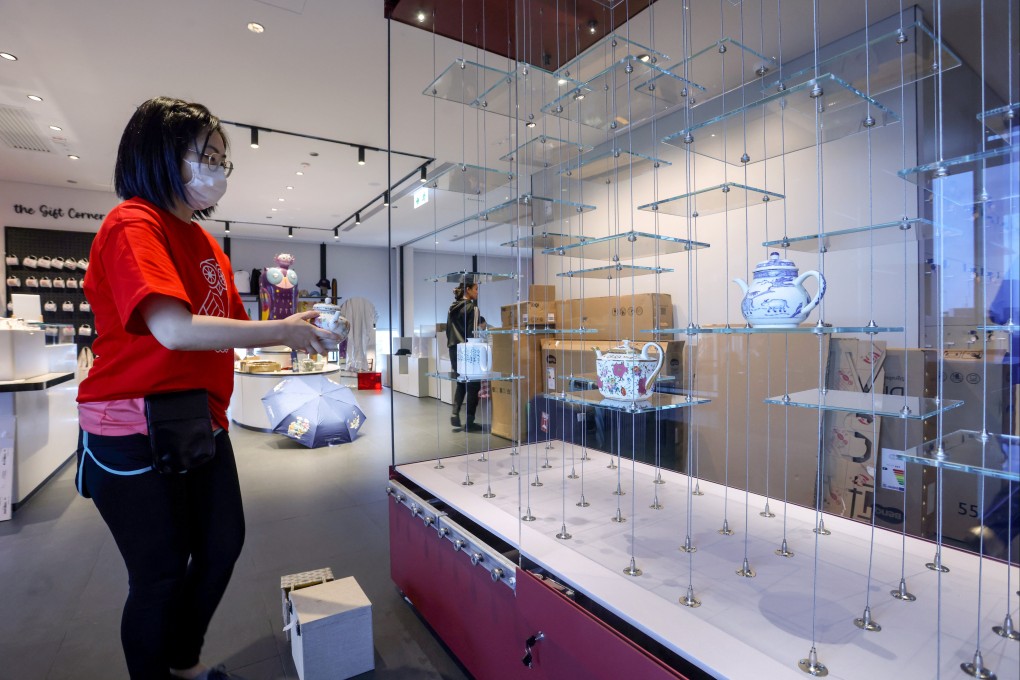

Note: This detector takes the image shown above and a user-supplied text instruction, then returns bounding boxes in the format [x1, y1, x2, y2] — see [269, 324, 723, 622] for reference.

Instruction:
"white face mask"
[182, 160, 227, 211]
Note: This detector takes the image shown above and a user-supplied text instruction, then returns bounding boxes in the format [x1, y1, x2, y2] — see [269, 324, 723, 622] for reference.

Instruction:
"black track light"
[250, 127, 259, 149]
[383, 191, 389, 207]
[287, 227, 293, 238]
[333, 227, 339, 240]
[225, 221, 231, 234]
[357, 146, 365, 165]
[355, 212, 361, 225]
[420, 166, 428, 183]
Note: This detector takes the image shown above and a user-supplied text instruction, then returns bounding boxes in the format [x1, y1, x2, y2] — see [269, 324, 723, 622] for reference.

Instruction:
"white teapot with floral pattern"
[594, 340, 664, 402]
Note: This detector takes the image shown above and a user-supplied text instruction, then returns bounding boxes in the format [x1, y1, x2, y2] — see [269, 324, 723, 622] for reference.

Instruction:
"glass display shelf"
[472, 194, 596, 227]
[500, 135, 593, 168]
[424, 162, 513, 195]
[426, 271, 518, 283]
[638, 182, 784, 218]
[558, 148, 671, 182]
[662, 73, 899, 166]
[978, 103, 1018, 146]
[638, 37, 775, 108]
[501, 232, 591, 250]
[480, 328, 597, 336]
[543, 55, 703, 131]
[898, 430, 1020, 482]
[978, 323, 1020, 333]
[543, 389, 709, 413]
[648, 323, 905, 335]
[423, 59, 509, 106]
[556, 373, 677, 390]
[474, 62, 581, 122]
[427, 371, 523, 384]
[762, 217, 940, 252]
[763, 388, 964, 420]
[769, 21, 962, 99]
[898, 145, 1020, 205]
[543, 230, 709, 260]
[557, 33, 672, 84]
[557, 263, 673, 279]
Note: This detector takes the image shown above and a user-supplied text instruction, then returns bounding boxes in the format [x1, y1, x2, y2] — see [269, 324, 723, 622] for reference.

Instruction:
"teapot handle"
[794, 270, 826, 317]
[641, 342, 665, 387]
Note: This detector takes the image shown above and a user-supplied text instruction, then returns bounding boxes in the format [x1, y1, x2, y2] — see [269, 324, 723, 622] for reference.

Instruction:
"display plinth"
[393, 443, 1020, 680]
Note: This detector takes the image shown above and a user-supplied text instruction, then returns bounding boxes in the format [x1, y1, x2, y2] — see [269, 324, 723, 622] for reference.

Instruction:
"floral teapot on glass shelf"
[594, 340, 664, 403]
[734, 252, 826, 328]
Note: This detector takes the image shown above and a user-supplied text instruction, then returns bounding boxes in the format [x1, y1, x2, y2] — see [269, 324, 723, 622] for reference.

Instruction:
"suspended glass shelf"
[558, 33, 672, 84]
[428, 372, 523, 384]
[762, 218, 940, 252]
[425, 163, 514, 195]
[638, 37, 775, 107]
[501, 232, 591, 249]
[423, 59, 509, 106]
[556, 373, 677, 390]
[978, 324, 1020, 333]
[557, 264, 673, 279]
[449, 196, 597, 241]
[544, 55, 703, 131]
[543, 389, 709, 414]
[769, 21, 962, 99]
[474, 62, 581, 121]
[978, 103, 1018, 146]
[898, 430, 1020, 482]
[543, 230, 709, 260]
[558, 148, 671, 182]
[764, 388, 964, 420]
[638, 182, 784, 218]
[426, 271, 518, 283]
[897, 145, 1019, 205]
[648, 323, 905, 335]
[500, 135, 593, 168]
[480, 328, 597, 336]
[662, 73, 899, 166]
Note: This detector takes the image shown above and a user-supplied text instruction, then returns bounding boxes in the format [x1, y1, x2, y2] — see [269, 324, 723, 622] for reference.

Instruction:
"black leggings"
[450, 349, 480, 422]
[76, 429, 245, 679]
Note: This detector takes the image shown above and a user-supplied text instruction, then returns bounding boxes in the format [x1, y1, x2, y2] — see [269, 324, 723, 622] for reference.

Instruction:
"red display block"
[357, 372, 382, 390]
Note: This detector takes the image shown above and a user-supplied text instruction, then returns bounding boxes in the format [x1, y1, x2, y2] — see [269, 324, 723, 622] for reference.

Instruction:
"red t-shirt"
[77, 197, 247, 430]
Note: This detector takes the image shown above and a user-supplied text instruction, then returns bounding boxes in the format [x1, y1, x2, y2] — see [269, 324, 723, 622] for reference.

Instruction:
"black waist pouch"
[144, 389, 216, 474]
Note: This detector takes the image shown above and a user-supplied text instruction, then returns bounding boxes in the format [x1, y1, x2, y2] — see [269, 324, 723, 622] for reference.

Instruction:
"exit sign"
[413, 186, 429, 209]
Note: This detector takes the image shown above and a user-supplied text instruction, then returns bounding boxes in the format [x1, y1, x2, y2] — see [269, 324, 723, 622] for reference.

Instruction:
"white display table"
[230, 364, 341, 431]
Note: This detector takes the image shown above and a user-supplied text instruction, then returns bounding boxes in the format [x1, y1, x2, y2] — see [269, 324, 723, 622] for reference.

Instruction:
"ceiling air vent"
[0, 105, 52, 153]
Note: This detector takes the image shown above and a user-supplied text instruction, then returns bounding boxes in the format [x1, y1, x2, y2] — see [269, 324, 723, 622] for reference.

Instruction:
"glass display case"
[388, 4, 1019, 680]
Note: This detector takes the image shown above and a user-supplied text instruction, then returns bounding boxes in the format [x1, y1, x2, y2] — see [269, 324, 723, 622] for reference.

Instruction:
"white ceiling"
[0, 0, 1013, 251]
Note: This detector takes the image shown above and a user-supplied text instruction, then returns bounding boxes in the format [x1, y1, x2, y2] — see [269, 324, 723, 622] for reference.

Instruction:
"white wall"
[409, 250, 523, 331]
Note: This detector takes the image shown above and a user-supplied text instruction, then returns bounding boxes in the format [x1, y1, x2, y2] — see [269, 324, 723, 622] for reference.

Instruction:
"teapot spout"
[733, 277, 749, 295]
[593, 346, 602, 360]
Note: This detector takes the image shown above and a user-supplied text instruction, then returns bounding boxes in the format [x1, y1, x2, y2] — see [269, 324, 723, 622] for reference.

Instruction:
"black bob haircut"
[114, 96, 229, 220]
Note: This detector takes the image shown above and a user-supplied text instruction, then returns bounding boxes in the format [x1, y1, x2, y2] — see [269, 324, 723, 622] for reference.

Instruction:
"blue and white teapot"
[733, 252, 826, 328]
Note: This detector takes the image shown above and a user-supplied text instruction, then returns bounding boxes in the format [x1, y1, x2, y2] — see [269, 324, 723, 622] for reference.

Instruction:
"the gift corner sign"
[11, 203, 106, 221]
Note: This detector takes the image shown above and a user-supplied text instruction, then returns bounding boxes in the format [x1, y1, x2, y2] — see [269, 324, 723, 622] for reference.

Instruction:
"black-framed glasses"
[188, 148, 234, 178]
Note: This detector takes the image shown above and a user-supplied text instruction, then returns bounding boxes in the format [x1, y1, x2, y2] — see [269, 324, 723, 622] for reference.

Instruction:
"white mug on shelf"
[77, 324, 92, 337]
[62, 301, 74, 312]
[455, 337, 492, 379]
[80, 301, 91, 313]
[53, 277, 65, 288]
[22, 255, 38, 268]
[52, 257, 65, 270]
[44, 300, 57, 312]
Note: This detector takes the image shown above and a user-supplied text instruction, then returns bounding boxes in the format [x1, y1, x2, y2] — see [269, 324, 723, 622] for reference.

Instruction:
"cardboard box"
[529, 284, 556, 302]
[563, 293, 673, 341]
[500, 300, 567, 327]
[693, 333, 830, 508]
[490, 333, 545, 440]
[289, 577, 373, 680]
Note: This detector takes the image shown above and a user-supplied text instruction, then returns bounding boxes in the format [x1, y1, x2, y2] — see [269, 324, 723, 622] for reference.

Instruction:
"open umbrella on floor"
[261, 374, 367, 448]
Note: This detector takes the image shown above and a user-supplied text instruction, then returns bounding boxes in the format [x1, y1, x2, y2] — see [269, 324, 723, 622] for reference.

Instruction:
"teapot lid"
[603, 339, 642, 355]
[755, 251, 797, 269]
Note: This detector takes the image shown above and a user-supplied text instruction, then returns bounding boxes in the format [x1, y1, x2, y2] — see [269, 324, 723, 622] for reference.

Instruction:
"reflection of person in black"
[983, 276, 1019, 557]
[446, 281, 486, 431]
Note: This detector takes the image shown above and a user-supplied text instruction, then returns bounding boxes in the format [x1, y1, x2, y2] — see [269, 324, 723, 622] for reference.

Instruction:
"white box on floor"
[289, 576, 373, 680]
[280, 568, 335, 641]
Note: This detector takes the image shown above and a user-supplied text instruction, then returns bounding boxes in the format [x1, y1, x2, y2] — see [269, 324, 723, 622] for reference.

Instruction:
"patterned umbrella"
[261, 375, 366, 448]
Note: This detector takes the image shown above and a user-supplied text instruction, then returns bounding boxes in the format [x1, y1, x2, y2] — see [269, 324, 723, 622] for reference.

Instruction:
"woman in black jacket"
[446, 281, 486, 431]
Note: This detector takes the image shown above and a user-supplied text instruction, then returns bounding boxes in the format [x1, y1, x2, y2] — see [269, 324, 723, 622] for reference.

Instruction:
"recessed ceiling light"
[416, 11, 426, 22]
[637, 54, 650, 62]
[68, 154, 79, 160]
[271, 208, 278, 211]
[27, 94, 42, 102]
[278, 197, 285, 202]
[296, 171, 304, 176]
[0, 52, 17, 61]
[557, 79, 568, 86]
[49, 125, 62, 131]
[286, 185, 294, 190]
[526, 121, 536, 128]
[247, 22, 264, 34]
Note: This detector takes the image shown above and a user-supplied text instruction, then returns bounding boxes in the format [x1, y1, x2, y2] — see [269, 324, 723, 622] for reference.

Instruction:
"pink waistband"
[78, 398, 148, 436]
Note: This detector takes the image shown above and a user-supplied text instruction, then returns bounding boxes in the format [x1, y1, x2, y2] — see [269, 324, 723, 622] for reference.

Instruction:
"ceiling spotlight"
[383, 191, 390, 207]
[416, 11, 426, 23]
[271, 208, 278, 211]
[420, 166, 428, 183]
[357, 146, 365, 165]
[247, 22, 264, 33]
[27, 94, 42, 102]
[587, 19, 598, 35]
[296, 171, 304, 176]
[526, 121, 536, 128]
[355, 212, 361, 225]
[225, 221, 231, 234]
[557, 78, 568, 86]
[287, 227, 294, 238]
[250, 127, 259, 149]
[334, 227, 339, 240]
[0, 52, 17, 61]
[286, 185, 294, 190]
[637, 54, 650, 62]
[278, 197, 285, 202]
[67, 154, 79, 160]
[49, 125, 62, 131]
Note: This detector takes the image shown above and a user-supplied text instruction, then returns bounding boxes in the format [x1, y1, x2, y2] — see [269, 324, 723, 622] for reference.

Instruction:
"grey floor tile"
[0, 637, 64, 680]
[46, 607, 128, 680]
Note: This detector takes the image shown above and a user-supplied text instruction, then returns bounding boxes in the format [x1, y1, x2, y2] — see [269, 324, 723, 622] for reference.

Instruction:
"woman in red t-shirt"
[75, 97, 340, 680]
